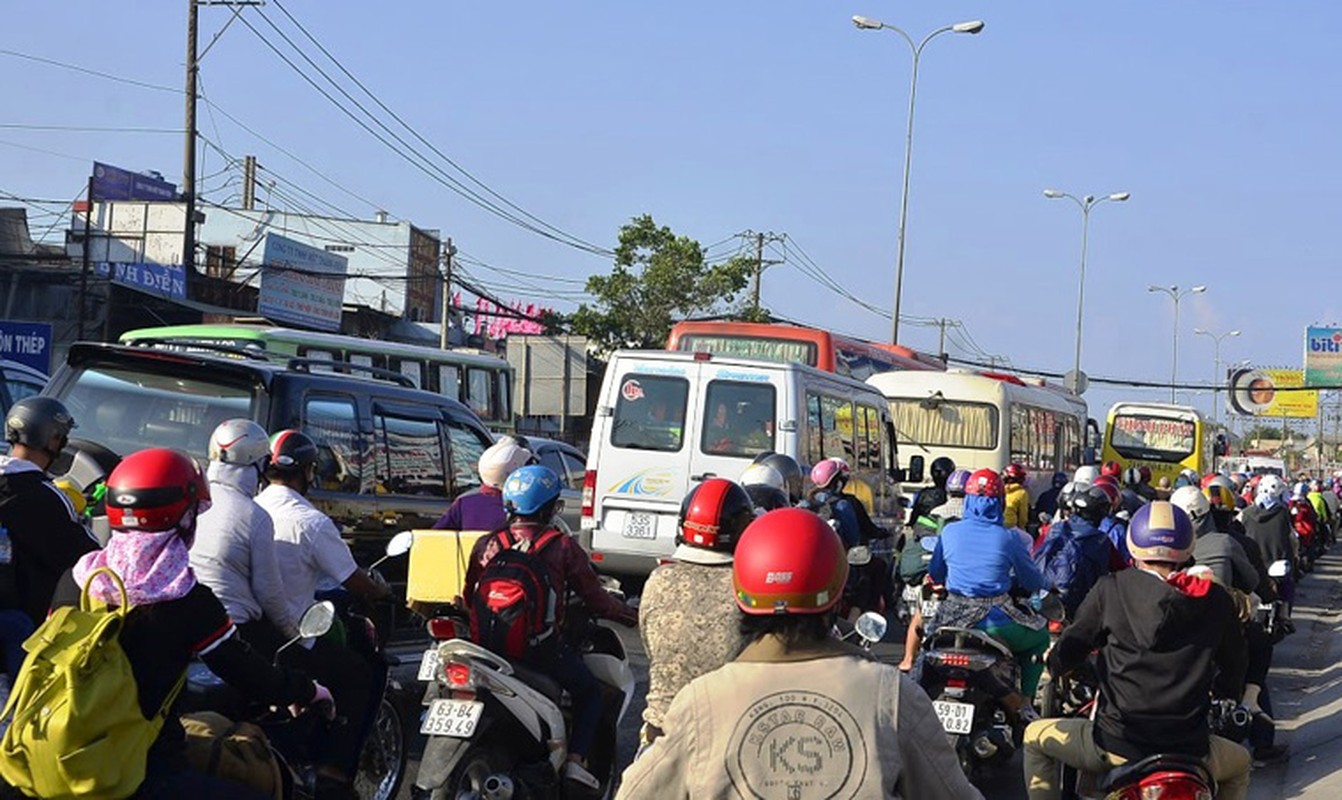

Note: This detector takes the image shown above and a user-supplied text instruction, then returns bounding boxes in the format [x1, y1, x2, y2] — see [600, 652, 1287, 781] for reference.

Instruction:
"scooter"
[410, 579, 636, 799]
[917, 623, 1022, 779]
[1095, 754, 1216, 800]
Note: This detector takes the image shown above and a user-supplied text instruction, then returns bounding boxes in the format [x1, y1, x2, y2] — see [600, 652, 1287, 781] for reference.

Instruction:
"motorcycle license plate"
[420, 698, 484, 738]
[623, 512, 656, 540]
[933, 700, 974, 734]
[901, 584, 922, 603]
[921, 599, 941, 619]
[417, 648, 441, 682]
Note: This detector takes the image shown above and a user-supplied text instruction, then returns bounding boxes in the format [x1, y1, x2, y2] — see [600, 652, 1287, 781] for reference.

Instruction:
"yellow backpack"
[0, 567, 185, 799]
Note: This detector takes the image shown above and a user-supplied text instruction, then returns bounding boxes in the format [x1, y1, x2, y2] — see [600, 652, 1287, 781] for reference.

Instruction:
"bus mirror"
[1214, 434, 1229, 457]
[900, 455, 925, 485]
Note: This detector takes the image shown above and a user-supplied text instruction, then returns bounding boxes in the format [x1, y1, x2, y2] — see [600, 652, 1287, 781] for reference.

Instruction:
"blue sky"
[3, 1, 1340, 422]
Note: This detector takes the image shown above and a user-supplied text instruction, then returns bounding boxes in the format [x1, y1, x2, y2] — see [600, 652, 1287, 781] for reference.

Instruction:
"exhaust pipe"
[482, 774, 515, 800]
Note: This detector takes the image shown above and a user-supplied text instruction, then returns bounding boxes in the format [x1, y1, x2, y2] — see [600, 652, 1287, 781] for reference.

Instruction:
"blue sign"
[0, 322, 53, 374]
[90, 162, 178, 202]
[95, 261, 187, 301]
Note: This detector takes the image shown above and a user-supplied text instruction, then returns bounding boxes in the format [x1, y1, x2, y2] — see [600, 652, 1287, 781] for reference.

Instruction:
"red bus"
[667, 320, 944, 380]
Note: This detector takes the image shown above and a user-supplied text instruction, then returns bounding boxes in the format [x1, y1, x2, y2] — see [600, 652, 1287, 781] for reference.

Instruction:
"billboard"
[258, 233, 348, 332]
[1228, 367, 1318, 419]
[1305, 326, 1342, 387]
[84, 201, 187, 301]
[0, 321, 53, 374]
[90, 162, 177, 202]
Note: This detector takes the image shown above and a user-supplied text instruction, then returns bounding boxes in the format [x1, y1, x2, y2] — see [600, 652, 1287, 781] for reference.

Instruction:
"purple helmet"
[945, 468, 973, 497]
[1126, 500, 1194, 564]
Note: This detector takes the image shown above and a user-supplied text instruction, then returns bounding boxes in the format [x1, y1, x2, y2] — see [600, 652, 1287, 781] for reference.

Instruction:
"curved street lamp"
[1148, 284, 1207, 403]
[1194, 327, 1241, 425]
[852, 14, 985, 345]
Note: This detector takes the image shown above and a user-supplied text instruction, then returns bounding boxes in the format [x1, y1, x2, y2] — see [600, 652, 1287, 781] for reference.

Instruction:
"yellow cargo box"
[406, 529, 492, 604]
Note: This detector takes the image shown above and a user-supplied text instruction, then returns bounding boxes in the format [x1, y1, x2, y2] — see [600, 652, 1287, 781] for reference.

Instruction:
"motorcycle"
[410, 577, 636, 799]
[833, 610, 889, 652]
[917, 623, 1023, 779]
[1095, 754, 1216, 800]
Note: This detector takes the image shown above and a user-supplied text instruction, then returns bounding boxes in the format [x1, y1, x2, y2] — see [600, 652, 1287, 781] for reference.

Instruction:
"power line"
[0, 48, 182, 94]
[0, 123, 182, 134]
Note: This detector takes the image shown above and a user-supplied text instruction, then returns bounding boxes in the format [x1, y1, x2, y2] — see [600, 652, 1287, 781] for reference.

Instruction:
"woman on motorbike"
[927, 468, 1049, 715]
[50, 448, 329, 799]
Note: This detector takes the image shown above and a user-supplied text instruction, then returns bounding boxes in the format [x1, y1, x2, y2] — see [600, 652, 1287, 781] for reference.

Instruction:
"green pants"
[983, 622, 1050, 698]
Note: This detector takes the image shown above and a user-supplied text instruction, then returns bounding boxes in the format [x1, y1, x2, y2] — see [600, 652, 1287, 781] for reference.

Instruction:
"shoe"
[1252, 744, 1289, 766]
[563, 760, 602, 792]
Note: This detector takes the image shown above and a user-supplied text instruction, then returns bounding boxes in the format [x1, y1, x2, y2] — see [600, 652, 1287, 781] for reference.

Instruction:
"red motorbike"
[1097, 754, 1215, 800]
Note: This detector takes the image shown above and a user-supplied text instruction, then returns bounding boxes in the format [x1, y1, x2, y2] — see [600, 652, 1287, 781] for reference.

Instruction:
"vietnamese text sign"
[1304, 327, 1342, 387]
[94, 261, 187, 301]
[1228, 367, 1318, 419]
[91, 162, 177, 202]
[0, 321, 53, 374]
[259, 233, 348, 332]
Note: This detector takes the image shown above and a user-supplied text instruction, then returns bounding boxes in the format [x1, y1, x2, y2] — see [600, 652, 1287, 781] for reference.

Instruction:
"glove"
[291, 681, 336, 720]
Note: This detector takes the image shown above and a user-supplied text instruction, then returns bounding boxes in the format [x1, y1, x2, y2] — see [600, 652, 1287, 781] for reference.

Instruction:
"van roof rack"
[285, 357, 417, 389]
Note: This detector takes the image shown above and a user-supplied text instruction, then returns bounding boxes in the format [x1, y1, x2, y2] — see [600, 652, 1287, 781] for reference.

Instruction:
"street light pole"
[1194, 327, 1241, 426]
[1043, 190, 1130, 392]
[853, 15, 984, 345]
[1148, 284, 1207, 403]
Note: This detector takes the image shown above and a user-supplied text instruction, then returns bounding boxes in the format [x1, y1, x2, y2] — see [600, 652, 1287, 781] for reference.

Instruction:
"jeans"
[549, 644, 601, 759]
[0, 610, 33, 679]
[982, 622, 1050, 698]
[135, 762, 270, 800]
[1022, 717, 1250, 800]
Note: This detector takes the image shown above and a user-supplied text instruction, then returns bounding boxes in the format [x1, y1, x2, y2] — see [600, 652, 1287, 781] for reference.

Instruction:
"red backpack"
[468, 528, 564, 662]
[1289, 498, 1317, 546]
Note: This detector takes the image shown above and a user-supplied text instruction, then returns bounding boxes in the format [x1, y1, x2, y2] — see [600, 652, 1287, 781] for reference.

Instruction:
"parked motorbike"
[410, 578, 636, 799]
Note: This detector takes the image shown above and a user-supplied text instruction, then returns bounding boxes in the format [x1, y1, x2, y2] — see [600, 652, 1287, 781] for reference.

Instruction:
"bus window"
[858, 404, 882, 469]
[436, 364, 461, 402]
[349, 353, 373, 370]
[498, 373, 512, 420]
[1011, 406, 1058, 471]
[700, 381, 776, 457]
[393, 359, 424, 389]
[303, 394, 366, 494]
[889, 398, 999, 450]
[611, 375, 689, 452]
[467, 368, 493, 419]
[1058, 415, 1082, 472]
[373, 409, 448, 496]
[445, 420, 490, 493]
[299, 347, 336, 373]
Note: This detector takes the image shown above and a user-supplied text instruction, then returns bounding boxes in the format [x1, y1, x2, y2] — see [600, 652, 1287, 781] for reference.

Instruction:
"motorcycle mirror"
[368, 530, 415, 571]
[854, 611, 888, 644]
[847, 545, 872, 566]
[1038, 591, 1066, 622]
[274, 600, 336, 662]
[919, 536, 939, 553]
[1268, 559, 1290, 578]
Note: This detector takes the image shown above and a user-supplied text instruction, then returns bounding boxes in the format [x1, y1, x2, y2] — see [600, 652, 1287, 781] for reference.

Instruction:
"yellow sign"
[1228, 368, 1318, 419]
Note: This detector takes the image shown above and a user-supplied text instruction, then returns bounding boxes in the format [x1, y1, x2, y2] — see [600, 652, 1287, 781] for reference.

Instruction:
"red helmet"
[1003, 463, 1027, 484]
[733, 508, 847, 615]
[967, 468, 1005, 498]
[675, 478, 755, 564]
[1101, 460, 1122, 479]
[105, 448, 210, 532]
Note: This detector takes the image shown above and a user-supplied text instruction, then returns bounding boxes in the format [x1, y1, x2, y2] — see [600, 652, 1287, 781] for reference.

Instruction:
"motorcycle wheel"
[355, 697, 406, 800]
[446, 744, 512, 798]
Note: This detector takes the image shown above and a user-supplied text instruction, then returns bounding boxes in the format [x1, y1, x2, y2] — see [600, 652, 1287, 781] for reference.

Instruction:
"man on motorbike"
[739, 452, 804, 514]
[638, 478, 753, 750]
[1092, 476, 1130, 565]
[1241, 475, 1297, 610]
[895, 468, 972, 673]
[911, 456, 957, 524]
[1032, 471, 1068, 524]
[1032, 483, 1117, 620]
[1022, 501, 1251, 800]
[463, 464, 638, 790]
[255, 430, 390, 797]
[1320, 478, 1340, 544]
[1170, 486, 1257, 595]
[192, 420, 300, 641]
[431, 435, 533, 532]
[1003, 463, 1032, 531]
[927, 468, 1049, 711]
[803, 457, 893, 617]
[617, 507, 983, 800]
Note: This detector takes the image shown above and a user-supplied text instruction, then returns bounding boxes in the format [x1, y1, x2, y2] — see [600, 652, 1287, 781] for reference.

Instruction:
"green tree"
[570, 215, 757, 354]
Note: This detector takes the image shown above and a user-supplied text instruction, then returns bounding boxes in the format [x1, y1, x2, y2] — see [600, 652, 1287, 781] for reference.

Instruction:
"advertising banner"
[90, 162, 177, 202]
[94, 261, 186, 301]
[258, 233, 348, 332]
[1304, 327, 1342, 387]
[0, 321, 53, 374]
[1228, 367, 1318, 418]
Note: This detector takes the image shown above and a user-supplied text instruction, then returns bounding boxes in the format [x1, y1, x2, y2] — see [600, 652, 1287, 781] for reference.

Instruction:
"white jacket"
[192, 462, 299, 636]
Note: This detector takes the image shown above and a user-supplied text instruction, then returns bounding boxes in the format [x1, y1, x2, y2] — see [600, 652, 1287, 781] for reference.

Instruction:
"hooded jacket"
[1049, 568, 1246, 760]
[192, 462, 300, 636]
[0, 455, 98, 624]
[930, 494, 1045, 597]
[1033, 516, 1114, 617]
[1004, 482, 1031, 529]
[1239, 503, 1296, 567]
[1189, 515, 1257, 594]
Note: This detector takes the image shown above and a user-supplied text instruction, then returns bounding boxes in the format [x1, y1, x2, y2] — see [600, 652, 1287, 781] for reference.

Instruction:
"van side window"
[611, 375, 689, 452]
[303, 394, 366, 494]
[820, 395, 848, 461]
[857, 404, 882, 469]
[701, 381, 776, 457]
[806, 392, 823, 465]
[373, 408, 448, 497]
[446, 420, 490, 493]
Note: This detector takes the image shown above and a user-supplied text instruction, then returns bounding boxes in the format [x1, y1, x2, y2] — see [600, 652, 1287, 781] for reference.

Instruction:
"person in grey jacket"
[618, 508, 981, 800]
[1171, 487, 1257, 594]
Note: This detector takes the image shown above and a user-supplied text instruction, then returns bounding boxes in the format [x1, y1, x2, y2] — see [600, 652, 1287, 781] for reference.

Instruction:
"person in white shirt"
[192, 420, 299, 640]
[255, 429, 389, 797]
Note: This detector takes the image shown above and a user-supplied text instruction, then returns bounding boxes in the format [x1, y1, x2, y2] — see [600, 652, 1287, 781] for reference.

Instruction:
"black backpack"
[468, 528, 563, 663]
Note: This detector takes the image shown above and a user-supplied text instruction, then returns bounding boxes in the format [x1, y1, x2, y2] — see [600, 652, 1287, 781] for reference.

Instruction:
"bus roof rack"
[285, 357, 417, 389]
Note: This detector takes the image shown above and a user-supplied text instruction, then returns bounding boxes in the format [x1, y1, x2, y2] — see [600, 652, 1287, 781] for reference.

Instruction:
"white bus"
[867, 368, 1093, 501]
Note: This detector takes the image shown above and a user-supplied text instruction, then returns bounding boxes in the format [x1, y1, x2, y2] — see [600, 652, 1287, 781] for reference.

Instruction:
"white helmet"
[208, 419, 270, 467]
[479, 437, 534, 489]
[1170, 485, 1211, 523]
[1073, 465, 1100, 485]
[740, 462, 785, 492]
[1256, 475, 1287, 504]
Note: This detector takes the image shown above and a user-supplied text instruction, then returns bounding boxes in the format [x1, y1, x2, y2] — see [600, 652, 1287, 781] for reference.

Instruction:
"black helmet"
[747, 452, 804, 505]
[266, 430, 319, 475]
[744, 483, 791, 514]
[5, 397, 77, 452]
[675, 478, 755, 563]
[1071, 483, 1111, 525]
[930, 456, 957, 488]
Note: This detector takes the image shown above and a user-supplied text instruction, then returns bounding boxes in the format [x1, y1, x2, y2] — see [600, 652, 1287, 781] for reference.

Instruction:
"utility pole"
[241, 155, 256, 210]
[440, 237, 455, 349]
[744, 230, 783, 317]
[937, 318, 950, 363]
[78, 175, 94, 340]
[183, 0, 199, 289]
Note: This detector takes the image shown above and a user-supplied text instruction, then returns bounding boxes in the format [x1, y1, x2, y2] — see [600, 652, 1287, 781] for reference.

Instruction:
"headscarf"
[72, 528, 197, 607]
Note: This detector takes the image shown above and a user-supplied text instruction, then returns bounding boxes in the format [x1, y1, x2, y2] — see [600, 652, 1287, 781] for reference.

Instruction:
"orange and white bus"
[667, 320, 944, 380]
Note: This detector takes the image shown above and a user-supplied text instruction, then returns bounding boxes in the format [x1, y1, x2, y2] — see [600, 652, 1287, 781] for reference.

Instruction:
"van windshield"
[54, 363, 258, 460]
[611, 374, 689, 452]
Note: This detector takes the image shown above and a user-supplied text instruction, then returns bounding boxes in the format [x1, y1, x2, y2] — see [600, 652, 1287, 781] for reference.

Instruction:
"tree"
[570, 215, 758, 354]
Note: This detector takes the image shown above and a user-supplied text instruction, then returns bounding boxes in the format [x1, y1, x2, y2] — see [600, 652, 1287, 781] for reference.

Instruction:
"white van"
[580, 350, 918, 575]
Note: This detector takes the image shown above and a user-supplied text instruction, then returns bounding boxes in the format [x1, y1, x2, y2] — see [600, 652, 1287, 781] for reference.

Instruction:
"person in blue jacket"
[929, 468, 1049, 710]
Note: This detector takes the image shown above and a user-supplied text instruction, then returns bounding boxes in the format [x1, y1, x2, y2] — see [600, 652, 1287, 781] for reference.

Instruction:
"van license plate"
[623, 512, 656, 539]
[933, 700, 974, 734]
[420, 698, 484, 738]
[417, 648, 441, 682]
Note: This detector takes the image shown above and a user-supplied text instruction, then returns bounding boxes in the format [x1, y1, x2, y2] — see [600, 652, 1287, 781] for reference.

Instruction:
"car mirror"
[906, 455, 925, 485]
[855, 611, 888, 644]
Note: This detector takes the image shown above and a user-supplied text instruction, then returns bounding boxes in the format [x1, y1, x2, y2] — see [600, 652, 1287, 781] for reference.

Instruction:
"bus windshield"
[887, 397, 999, 450]
[1109, 414, 1196, 461]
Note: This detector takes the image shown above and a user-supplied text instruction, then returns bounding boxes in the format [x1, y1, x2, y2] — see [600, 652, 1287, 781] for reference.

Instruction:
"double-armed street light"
[1148, 285, 1207, 403]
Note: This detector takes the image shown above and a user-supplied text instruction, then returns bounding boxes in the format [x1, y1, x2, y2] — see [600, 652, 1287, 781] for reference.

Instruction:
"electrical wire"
[0, 123, 182, 134]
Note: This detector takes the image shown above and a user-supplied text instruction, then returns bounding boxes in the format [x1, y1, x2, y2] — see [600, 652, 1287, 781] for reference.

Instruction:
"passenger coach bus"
[1100, 402, 1209, 488]
[667, 320, 944, 380]
[867, 368, 1093, 502]
[118, 323, 514, 431]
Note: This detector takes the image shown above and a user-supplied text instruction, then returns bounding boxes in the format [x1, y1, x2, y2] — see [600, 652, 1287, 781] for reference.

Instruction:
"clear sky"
[3, 1, 1340, 423]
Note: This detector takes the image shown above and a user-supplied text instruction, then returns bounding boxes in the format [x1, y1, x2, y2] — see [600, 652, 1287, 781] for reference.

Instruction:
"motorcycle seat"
[1097, 753, 1214, 793]
[512, 663, 563, 703]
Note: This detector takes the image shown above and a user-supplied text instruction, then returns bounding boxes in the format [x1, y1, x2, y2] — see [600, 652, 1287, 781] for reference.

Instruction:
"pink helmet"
[810, 457, 851, 491]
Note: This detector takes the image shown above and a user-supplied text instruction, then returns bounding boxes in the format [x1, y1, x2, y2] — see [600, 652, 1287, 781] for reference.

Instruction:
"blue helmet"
[502, 464, 564, 516]
[1126, 500, 1194, 564]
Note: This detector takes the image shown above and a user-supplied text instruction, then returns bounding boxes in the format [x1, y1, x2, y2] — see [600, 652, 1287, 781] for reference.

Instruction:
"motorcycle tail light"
[946, 677, 967, 689]
[427, 617, 458, 640]
[1137, 775, 1212, 800]
[444, 659, 475, 691]
[938, 653, 972, 668]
